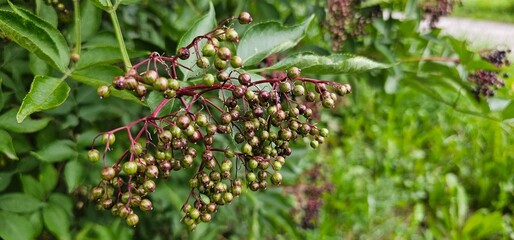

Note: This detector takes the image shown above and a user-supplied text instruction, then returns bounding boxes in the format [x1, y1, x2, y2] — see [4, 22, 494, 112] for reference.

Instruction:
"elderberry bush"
[468, 48, 511, 98]
[88, 12, 352, 229]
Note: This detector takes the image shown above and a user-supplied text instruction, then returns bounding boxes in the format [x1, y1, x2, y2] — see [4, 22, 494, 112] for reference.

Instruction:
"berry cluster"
[468, 49, 511, 98]
[89, 12, 352, 229]
[326, 0, 382, 51]
[421, 0, 461, 28]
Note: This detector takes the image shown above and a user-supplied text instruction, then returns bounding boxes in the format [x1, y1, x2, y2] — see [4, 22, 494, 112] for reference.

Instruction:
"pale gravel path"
[437, 17, 514, 51]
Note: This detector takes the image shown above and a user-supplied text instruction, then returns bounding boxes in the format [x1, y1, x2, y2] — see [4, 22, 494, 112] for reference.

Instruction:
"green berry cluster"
[89, 12, 351, 229]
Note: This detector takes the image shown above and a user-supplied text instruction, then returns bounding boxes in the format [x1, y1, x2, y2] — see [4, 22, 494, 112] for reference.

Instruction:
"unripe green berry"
[203, 73, 215, 86]
[140, 199, 153, 211]
[287, 66, 301, 80]
[202, 43, 216, 57]
[143, 179, 156, 192]
[197, 57, 210, 68]
[88, 149, 101, 163]
[143, 70, 159, 84]
[168, 78, 180, 90]
[126, 213, 139, 226]
[310, 140, 319, 149]
[271, 172, 283, 185]
[102, 133, 115, 145]
[248, 159, 258, 169]
[123, 161, 138, 175]
[225, 28, 239, 42]
[242, 143, 252, 155]
[214, 57, 228, 70]
[189, 208, 201, 219]
[230, 56, 243, 68]
[97, 85, 111, 99]
[279, 81, 292, 93]
[246, 172, 257, 182]
[293, 85, 305, 96]
[320, 128, 329, 137]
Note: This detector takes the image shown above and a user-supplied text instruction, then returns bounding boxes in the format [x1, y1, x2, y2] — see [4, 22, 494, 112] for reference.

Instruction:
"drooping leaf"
[237, 15, 314, 66]
[0, 211, 35, 240]
[259, 53, 390, 74]
[31, 140, 76, 163]
[43, 203, 71, 240]
[0, 193, 44, 213]
[0, 3, 69, 72]
[71, 65, 146, 106]
[176, 2, 216, 80]
[17, 75, 70, 123]
[76, 47, 148, 70]
[0, 129, 18, 160]
[0, 109, 51, 133]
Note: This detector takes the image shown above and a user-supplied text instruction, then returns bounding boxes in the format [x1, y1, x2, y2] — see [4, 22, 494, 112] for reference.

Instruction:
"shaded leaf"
[146, 91, 176, 117]
[20, 175, 45, 200]
[0, 211, 34, 240]
[0, 109, 51, 133]
[17, 75, 70, 123]
[71, 65, 145, 106]
[31, 140, 76, 163]
[176, 2, 216, 80]
[40, 163, 59, 192]
[90, 0, 111, 11]
[0, 129, 18, 160]
[43, 203, 71, 240]
[0, 193, 44, 213]
[238, 15, 314, 66]
[0, 172, 14, 192]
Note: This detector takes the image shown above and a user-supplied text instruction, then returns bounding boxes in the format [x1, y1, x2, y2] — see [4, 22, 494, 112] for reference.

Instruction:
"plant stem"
[73, 0, 81, 54]
[107, 1, 132, 71]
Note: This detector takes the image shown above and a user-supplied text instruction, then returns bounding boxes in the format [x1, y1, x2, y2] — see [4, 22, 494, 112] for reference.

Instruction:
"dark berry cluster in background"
[421, 0, 462, 28]
[468, 49, 511, 98]
[325, 0, 382, 51]
[43, 0, 71, 23]
[88, 12, 352, 229]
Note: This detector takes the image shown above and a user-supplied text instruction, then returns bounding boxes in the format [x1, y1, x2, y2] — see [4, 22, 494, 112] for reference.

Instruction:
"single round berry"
[91, 187, 104, 199]
[271, 172, 283, 185]
[153, 77, 169, 91]
[214, 57, 228, 70]
[112, 76, 127, 90]
[230, 56, 243, 68]
[197, 57, 210, 69]
[97, 85, 111, 99]
[238, 73, 252, 85]
[225, 28, 239, 42]
[88, 149, 101, 163]
[140, 199, 153, 211]
[143, 70, 159, 84]
[217, 47, 231, 61]
[126, 213, 139, 226]
[123, 161, 138, 175]
[101, 167, 116, 180]
[101, 133, 116, 145]
[238, 12, 253, 24]
[286, 66, 301, 80]
[177, 115, 191, 129]
[189, 208, 201, 219]
[177, 47, 190, 60]
[217, 71, 230, 82]
[203, 73, 216, 86]
[202, 43, 216, 57]
[310, 140, 319, 149]
[279, 81, 292, 93]
[293, 85, 305, 96]
[168, 78, 180, 90]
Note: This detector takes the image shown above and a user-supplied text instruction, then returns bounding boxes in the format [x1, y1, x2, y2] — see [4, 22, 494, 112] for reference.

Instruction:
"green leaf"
[176, 2, 216, 80]
[146, 91, 175, 117]
[501, 101, 514, 120]
[76, 47, 148, 70]
[0, 129, 18, 160]
[237, 15, 314, 66]
[20, 175, 45, 200]
[0, 193, 45, 213]
[0, 109, 51, 133]
[48, 193, 73, 218]
[16, 75, 70, 123]
[0, 211, 34, 240]
[31, 140, 76, 163]
[0, 172, 14, 192]
[260, 53, 390, 74]
[69, 0, 101, 42]
[40, 163, 59, 192]
[64, 160, 84, 193]
[90, 0, 111, 11]
[71, 66, 146, 106]
[0, 3, 69, 72]
[462, 210, 504, 239]
[43, 203, 71, 240]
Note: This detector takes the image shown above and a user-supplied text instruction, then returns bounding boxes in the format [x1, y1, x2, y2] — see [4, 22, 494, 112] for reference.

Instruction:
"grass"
[453, 0, 514, 23]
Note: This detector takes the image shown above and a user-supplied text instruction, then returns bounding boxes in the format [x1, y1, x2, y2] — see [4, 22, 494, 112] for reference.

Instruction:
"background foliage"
[0, 0, 512, 239]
